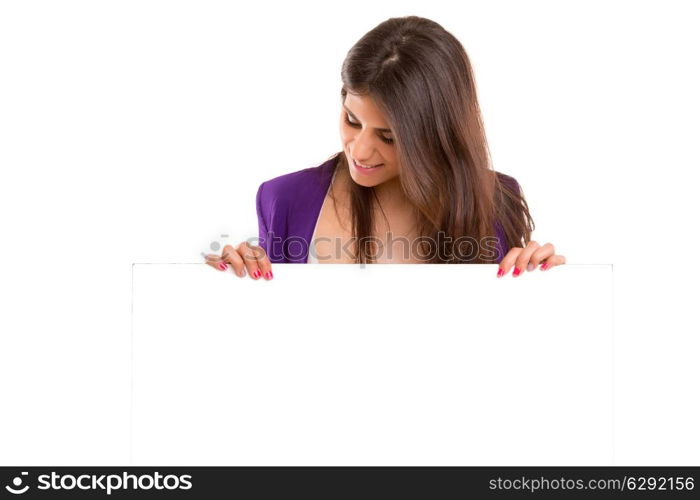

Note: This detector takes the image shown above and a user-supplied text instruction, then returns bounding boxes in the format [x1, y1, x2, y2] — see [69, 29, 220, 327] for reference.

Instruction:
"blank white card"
[131, 263, 613, 465]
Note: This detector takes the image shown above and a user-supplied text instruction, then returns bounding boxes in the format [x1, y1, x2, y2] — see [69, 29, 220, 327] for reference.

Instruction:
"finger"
[527, 243, 555, 271]
[540, 254, 566, 271]
[203, 253, 229, 272]
[236, 242, 263, 279]
[221, 244, 247, 277]
[255, 246, 273, 281]
[496, 247, 523, 278]
[512, 240, 541, 278]
[244, 242, 273, 280]
[247, 243, 273, 280]
[207, 260, 230, 271]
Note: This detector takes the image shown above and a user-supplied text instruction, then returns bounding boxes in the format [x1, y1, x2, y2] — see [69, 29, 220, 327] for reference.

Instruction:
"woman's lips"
[353, 159, 384, 173]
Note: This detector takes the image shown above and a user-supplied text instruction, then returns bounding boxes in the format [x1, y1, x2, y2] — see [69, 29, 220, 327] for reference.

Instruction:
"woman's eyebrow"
[343, 104, 393, 133]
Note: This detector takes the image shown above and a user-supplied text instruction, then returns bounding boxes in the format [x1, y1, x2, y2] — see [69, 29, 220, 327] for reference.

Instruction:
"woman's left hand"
[497, 241, 566, 278]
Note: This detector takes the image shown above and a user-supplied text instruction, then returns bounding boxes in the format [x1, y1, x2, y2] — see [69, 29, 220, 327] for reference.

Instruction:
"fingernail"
[540, 262, 549, 271]
[253, 269, 261, 278]
[239, 269, 246, 277]
[264, 271, 273, 280]
[496, 268, 504, 278]
[527, 263, 535, 272]
[513, 267, 521, 277]
[218, 263, 227, 271]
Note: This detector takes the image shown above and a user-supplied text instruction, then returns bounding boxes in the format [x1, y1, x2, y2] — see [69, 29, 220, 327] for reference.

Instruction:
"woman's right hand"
[204, 241, 273, 280]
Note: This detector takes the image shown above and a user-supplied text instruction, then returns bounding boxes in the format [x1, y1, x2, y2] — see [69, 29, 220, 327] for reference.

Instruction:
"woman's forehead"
[343, 93, 392, 132]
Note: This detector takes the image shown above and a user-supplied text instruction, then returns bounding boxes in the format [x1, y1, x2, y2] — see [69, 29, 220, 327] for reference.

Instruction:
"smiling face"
[340, 92, 399, 188]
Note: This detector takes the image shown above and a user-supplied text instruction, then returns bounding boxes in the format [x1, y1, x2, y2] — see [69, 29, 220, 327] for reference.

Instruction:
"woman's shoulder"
[495, 171, 522, 194]
[256, 156, 337, 206]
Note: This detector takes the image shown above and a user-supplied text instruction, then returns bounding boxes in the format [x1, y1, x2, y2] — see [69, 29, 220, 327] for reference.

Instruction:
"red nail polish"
[218, 263, 227, 270]
[540, 262, 549, 270]
[497, 268, 504, 278]
[264, 271, 273, 279]
[513, 267, 521, 277]
[253, 269, 261, 278]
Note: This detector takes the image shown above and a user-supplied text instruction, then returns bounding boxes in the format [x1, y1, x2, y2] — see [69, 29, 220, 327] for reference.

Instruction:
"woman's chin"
[349, 173, 382, 187]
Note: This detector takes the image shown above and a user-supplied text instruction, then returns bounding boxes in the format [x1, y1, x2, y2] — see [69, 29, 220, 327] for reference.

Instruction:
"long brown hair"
[329, 16, 534, 263]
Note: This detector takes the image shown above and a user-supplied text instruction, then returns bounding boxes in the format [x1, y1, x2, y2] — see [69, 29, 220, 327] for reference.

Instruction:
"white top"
[306, 169, 337, 264]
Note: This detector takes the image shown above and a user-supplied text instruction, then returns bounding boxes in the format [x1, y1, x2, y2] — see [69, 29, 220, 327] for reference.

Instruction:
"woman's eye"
[345, 114, 394, 145]
[344, 114, 359, 127]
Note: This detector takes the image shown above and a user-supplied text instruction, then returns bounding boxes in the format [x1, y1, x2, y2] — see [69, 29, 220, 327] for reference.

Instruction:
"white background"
[1, 0, 698, 465]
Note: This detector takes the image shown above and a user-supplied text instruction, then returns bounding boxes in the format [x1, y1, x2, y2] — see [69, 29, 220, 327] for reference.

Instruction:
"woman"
[205, 16, 565, 279]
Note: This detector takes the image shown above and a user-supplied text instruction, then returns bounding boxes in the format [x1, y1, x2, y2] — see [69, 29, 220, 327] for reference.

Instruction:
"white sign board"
[132, 263, 613, 465]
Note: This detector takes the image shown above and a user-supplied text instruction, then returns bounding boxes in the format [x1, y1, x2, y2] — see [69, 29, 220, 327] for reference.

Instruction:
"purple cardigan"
[255, 156, 515, 263]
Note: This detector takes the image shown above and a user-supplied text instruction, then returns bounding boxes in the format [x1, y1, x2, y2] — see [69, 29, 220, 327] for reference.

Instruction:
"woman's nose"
[351, 129, 376, 159]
